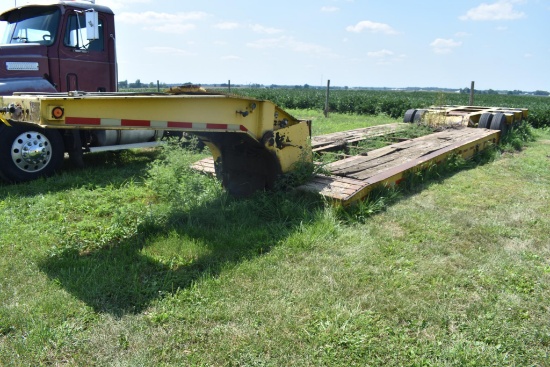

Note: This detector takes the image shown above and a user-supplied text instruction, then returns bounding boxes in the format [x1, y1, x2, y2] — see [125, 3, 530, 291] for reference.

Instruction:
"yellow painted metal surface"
[0, 93, 312, 175]
[1, 94, 292, 136]
[415, 105, 528, 127]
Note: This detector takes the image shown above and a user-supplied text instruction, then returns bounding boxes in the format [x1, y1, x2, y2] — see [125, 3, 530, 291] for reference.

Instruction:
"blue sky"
[1, 0, 549, 91]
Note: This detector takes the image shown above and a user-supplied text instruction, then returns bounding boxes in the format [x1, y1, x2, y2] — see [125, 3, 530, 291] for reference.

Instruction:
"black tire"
[66, 130, 85, 168]
[403, 109, 416, 123]
[224, 171, 268, 198]
[0, 123, 64, 182]
[215, 135, 279, 198]
[489, 113, 508, 136]
[478, 113, 493, 129]
[413, 109, 426, 123]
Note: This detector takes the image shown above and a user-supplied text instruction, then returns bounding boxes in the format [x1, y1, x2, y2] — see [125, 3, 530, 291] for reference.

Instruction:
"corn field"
[227, 89, 550, 128]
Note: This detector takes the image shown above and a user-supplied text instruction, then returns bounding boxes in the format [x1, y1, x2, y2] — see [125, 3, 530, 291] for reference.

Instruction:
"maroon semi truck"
[0, 0, 160, 182]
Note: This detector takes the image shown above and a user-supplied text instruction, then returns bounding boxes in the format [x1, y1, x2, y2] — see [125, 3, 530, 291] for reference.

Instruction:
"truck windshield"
[0, 7, 60, 46]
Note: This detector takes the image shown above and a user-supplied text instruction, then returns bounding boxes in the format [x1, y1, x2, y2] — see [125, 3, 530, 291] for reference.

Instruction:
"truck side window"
[64, 14, 104, 51]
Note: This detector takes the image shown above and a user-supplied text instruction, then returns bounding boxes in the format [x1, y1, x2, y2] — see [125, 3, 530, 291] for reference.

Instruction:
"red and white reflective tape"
[65, 117, 248, 132]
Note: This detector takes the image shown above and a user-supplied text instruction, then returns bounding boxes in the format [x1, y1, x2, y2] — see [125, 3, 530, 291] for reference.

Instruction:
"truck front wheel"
[0, 123, 64, 182]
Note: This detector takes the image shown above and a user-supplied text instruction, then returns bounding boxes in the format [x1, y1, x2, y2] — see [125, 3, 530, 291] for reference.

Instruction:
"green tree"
[129, 79, 142, 88]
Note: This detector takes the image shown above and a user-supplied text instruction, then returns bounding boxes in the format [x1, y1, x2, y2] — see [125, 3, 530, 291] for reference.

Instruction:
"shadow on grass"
[34, 133, 512, 317]
[38, 190, 324, 317]
[0, 149, 161, 199]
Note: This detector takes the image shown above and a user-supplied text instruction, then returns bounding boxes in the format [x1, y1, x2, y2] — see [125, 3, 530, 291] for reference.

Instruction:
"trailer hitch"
[0, 106, 16, 114]
[0, 106, 15, 126]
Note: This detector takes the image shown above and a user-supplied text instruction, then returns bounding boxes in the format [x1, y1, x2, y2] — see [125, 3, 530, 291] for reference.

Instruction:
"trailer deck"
[298, 127, 498, 205]
[193, 123, 499, 205]
[310, 122, 407, 152]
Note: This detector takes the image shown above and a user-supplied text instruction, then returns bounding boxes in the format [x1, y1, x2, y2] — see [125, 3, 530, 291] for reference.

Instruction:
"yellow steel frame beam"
[0, 93, 312, 174]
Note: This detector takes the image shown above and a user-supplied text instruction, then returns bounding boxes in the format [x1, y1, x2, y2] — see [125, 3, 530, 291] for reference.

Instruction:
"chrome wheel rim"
[11, 131, 52, 173]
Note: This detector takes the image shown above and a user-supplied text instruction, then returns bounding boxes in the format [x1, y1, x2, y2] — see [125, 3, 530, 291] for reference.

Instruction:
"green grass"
[0, 112, 549, 366]
[286, 108, 398, 136]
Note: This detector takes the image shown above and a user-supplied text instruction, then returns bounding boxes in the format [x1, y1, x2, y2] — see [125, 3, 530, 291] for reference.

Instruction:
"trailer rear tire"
[0, 123, 64, 182]
[478, 113, 493, 129]
[413, 109, 426, 122]
[205, 133, 280, 198]
[224, 171, 268, 198]
[489, 113, 508, 136]
[403, 109, 416, 123]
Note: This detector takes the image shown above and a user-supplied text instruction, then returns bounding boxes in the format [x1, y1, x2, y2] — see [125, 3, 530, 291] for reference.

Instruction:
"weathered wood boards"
[298, 127, 499, 205]
[311, 123, 408, 152]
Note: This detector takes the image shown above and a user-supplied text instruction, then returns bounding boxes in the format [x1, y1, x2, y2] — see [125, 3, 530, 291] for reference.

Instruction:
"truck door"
[56, 12, 113, 92]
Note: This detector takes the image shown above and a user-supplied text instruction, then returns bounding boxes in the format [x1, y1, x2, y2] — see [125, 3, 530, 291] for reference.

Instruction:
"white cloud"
[321, 6, 340, 12]
[367, 49, 405, 65]
[144, 46, 196, 56]
[94, 0, 152, 11]
[246, 36, 335, 57]
[430, 38, 462, 54]
[221, 55, 242, 61]
[460, 0, 526, 21]
[116, 11, 210, 34]
[146, 23, 196, 34]
[117, 11, 210, 25]
[214, 22, 241, 30]
[249, 24, 283, 34]
[367, 49, 394, 58]
[455, 31, 471, 37]
[346, 21, 398, 35]
[213, 22, 282, 34]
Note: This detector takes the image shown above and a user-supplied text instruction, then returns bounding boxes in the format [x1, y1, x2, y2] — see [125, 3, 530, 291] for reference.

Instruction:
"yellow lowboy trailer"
[0, 92, 529, 203]
[0, 92, 311, 197]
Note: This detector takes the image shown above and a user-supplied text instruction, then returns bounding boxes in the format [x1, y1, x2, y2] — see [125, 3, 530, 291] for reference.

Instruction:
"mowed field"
[1, 91, 549, 366]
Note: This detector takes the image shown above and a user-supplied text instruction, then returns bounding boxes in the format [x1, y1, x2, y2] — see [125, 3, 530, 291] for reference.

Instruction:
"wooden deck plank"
[298, 127, 499, 205]
[327, 129, 481, 177]
[311, 123, 408, 151]
[191, 124, 499, 206]
[191, 157, 216, 174]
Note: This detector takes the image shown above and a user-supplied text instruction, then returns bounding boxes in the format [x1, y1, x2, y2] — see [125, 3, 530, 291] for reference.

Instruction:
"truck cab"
[0, 0, 116, 95]
[0, 1, 165, 183]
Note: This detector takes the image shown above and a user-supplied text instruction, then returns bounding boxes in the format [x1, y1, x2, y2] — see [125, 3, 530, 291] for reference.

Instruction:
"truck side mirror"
[85, 11, 99, 40]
